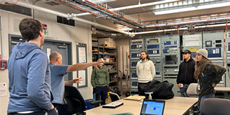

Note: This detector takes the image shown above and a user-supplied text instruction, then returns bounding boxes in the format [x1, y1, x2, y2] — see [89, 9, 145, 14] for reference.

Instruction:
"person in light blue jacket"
[7, 18, 57, 115]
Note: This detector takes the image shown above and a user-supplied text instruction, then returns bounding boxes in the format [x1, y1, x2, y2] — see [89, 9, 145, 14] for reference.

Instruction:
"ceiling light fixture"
[154, 1, 230, 15]
[197, 1, 230, 9]
[154, 7, 197, 15]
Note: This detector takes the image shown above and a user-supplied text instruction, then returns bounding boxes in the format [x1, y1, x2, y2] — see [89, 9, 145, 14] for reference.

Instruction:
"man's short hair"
[49, 51, 60, 61]
[19, 18, 43, 42]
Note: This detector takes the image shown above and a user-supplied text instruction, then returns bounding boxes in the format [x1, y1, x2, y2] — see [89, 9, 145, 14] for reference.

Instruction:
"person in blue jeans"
[194, 49, 226, 111]
[177, 49, 196, 97]
[91, 58, 110, 105]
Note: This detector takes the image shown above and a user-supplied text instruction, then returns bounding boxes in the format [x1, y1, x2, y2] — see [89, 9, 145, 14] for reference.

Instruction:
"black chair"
[64, 86, 102, 115]
[109, 92, 120, 102]
[200, 98, 230, 115]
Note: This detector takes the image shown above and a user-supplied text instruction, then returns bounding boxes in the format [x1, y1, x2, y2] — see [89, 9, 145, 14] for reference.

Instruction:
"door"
[9, 34, 72, 81]
[42, 40, 72, 81]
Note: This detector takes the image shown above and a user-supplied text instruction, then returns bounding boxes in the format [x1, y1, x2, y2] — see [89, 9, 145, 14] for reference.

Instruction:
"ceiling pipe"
[132, 23, 230, 35]
[133, 28, 187, 35]
[74, 0, 180, 16]
[83, 0, 146, 27]
[16, 1, 129, 35]
[147, 18, 230, 28]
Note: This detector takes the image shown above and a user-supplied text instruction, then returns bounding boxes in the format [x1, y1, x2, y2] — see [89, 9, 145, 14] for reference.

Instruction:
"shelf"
[110, 79, 118, 84]
[92, 45, 98, 48]
[103, 53, 116, 56]
[104, 62, 117, 64]
[110, 81, 118, 84]
[109, 71, 118, 74]
[92, 39, 98, 42]
[92, 53, 104, 55]
[104, 47, 117, 50]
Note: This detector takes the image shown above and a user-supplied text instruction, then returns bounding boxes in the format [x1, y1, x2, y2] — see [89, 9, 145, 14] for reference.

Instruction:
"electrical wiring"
[0, 0, 19, 6]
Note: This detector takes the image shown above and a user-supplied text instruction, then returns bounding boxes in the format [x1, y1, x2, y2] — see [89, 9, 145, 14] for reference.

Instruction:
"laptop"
[140, 99, 165, 115]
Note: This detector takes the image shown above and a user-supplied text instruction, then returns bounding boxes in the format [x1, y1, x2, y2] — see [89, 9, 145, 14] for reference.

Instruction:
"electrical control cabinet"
[145, 37, 162, 82]
[203, 30, 225, 86]
[161, 34, 180, 96]
[225, 30, 230, 87]
[129, 38, 144, 94]
[183, 32, 203, 60]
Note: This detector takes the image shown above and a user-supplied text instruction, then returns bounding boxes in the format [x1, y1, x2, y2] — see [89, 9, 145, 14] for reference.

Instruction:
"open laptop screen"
[140, 99, 165, 115]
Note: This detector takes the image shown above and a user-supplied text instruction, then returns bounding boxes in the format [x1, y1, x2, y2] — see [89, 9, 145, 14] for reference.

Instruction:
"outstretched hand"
[93, 61, 103, 70]
[73, 77, 82, 83]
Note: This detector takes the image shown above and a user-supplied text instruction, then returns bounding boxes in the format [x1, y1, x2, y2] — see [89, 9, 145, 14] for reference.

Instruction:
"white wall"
[0, 9, 93, 115]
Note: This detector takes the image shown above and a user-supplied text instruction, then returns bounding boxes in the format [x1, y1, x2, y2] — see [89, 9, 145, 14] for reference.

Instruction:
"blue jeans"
[94, 86, 108, 105]
[198, 93, 215, 111]
[180, 84, 189, 97]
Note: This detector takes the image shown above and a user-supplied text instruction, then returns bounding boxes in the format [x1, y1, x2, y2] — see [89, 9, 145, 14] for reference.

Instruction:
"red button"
[4, 64, 6, 67]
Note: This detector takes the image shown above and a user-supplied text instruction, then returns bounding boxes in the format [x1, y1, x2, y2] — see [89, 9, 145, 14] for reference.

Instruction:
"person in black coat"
[177, 49, 196, 97]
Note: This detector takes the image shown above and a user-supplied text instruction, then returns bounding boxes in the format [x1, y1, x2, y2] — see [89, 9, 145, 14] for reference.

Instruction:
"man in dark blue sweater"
[7, 18, 57, 115]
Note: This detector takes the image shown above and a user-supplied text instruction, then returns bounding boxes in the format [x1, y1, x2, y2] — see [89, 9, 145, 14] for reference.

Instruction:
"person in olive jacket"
[177, 49, 196, 97]
[91, 58, 110, 105]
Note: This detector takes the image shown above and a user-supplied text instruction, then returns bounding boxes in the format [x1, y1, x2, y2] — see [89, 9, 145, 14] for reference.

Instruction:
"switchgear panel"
[145, 37, 162, 82]
[183, 32, 203, 60]
[161, 34, 180, 96]
[203, 30, 225, 86]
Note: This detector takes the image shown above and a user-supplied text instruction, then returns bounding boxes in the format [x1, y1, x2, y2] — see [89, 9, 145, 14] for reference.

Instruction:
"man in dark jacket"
[177, 49, 196, 97]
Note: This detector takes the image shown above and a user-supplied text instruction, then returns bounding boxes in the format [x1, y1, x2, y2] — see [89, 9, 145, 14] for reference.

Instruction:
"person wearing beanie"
[177, 49, 196, 97]
[194, 49, 226, 111]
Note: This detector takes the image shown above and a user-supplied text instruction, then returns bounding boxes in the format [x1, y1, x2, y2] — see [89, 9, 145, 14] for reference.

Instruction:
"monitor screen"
[165, 55, 177, 64]
[140, 100, 165, 115]
[205, 41, 212, 47]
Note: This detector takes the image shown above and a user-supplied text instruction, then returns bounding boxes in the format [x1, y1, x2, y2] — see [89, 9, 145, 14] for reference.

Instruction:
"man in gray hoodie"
[7, 18, 57, 115]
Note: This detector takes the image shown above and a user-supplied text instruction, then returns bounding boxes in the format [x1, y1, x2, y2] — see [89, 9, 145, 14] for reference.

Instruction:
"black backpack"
[143, 80, 174, 99]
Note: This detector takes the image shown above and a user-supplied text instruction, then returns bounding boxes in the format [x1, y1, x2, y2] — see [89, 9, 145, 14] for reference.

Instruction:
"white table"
[215, 87, 230, 91]
[215, 87, 230, 98]
[85, 97, 198, 115]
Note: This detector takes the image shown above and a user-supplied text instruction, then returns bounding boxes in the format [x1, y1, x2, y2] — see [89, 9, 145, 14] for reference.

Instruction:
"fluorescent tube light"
[197, 2, 230, 9]
[154, 7, 197, 15]
[154, 1, 230, 15]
